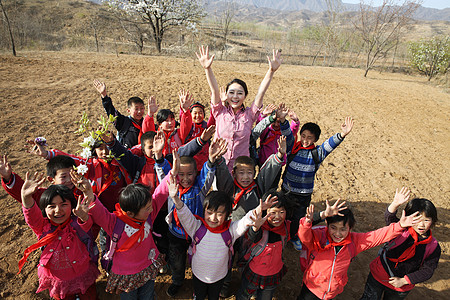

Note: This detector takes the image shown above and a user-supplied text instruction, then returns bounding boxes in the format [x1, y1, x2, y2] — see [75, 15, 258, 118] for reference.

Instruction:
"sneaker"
[291, 238, 303, 251]
[166, 283, 182, 297]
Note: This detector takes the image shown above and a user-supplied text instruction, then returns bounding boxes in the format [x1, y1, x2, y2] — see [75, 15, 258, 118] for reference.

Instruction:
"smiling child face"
[45, 195, 72, 224]
[327, 220, 350, 243]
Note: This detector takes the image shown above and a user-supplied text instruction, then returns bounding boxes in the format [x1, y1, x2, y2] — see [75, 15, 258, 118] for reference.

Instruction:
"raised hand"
[276, 103, 289, 122]
[70, 169, 93, 198]
[179, 89, 194, 112]
[200, 125, 216, 142]
[93, 79, 107, 98]
[147, 95, 158, 116]
[288, 109, 299, 122]
[393, 187, 410, 208]
[153, 131, 165, 160]
[168, 174, 179, 199]
[72, 194, 94, 223]
[219, 86, 227, 104]
[322, 199, 347, 219]
[277, 136, 287, 158]
[250, 199, 269, 231]
[399, 210, 421, 228]
[262, 103, 277, 116]
[261, 194, 278, 211]
[268, 49, 282, 72]
[0, 155, 12, 181]
[209, 138, 228, 163]
[25, 139, 48, 158]
[99, 130, 114, 144]
[196, 45, 215, 69]
[21, 172, 46, 208]
[172, 150, 180, 178]
[305, 204, 315, 223]
[341, 117, 354, 137]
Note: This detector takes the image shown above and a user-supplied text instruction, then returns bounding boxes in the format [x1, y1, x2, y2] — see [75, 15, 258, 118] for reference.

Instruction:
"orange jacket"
[298, 217, 405, 300]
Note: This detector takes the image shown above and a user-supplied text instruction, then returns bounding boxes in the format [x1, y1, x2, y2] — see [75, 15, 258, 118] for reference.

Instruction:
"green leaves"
[408, 36, 450, 80]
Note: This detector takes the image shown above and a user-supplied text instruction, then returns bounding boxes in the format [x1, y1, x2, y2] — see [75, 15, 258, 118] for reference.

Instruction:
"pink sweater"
[88, 173, 170, 275]
[211, 101, 261, 172]
[23, 204, 99, 298]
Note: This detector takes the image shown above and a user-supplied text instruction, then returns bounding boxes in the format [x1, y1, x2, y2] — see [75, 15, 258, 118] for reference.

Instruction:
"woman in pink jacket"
[297, 201, 421, 300]
[196, 45, 282, 172]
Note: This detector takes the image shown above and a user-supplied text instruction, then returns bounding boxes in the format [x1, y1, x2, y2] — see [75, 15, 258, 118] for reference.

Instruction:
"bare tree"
[104, 0, 204, 53]
[219, 0, 236, 59]
[353, 0, 421, 77]
[0, 0, 16, 56]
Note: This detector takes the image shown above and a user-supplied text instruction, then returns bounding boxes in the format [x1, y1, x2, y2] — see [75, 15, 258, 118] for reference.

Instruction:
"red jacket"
[298, 217, 405, 300]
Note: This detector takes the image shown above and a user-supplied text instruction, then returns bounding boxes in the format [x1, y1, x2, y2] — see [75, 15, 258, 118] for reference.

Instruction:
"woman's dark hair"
[226, 78, 248, 96]
[156, 109, 175, 125]
[119, 183, 151, 216]
[203, 191, 233, 219]
[326, 207, 355, 229]
[405, 198, 438, 227]
[39, 184, 77, 217]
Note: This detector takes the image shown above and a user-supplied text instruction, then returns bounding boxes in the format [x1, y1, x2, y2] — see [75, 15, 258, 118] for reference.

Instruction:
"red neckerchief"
[261, 220, 289, 236]
[316, 229, 352, 252]
[192, 123, 204, 139]
[130, 119, 143, 144]
[261, 129, 281, 146]
[162, 130, 174, 156]
[195, 215, 232, 233]
[291, 140, 315, 155]
[93, 159, 114, 197]
[172, 184, 194, 239]
[389, 227, 433, 268]
[233, 179, 257, 209]
[17, 217, 71, 274]
[113, 203, 147, 252]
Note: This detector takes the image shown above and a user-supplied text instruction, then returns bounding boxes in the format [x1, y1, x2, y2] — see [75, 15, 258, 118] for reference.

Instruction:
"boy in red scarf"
[360, 187, 440, 299]
[297, 198, 421, 300]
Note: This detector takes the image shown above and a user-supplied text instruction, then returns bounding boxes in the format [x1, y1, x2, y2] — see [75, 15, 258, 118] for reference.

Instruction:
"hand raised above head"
[93, 79, 107, 97]
[201, 125, 215, 142]
[262, 103, 277, 116]
[268, 49, 282, 72]
[341, 116, 354, 137]
[0, 155, 12, 180]
[179, 89, 194, 112]
[305, 204, 315, 224]
[196, 45, 215, 69]
[21, 172, 46, 199]
[147, 95, 158, 116]
[323, 199, 347, 219]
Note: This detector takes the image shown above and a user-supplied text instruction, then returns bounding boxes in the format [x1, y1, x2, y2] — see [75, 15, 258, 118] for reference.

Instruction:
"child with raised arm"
[71, 169, 170, 299]
[178, 89, 215, 172]
[297, 199, 421, 300]
[18, 172, 100, 299]
[283, 116, 354, 250]
[360, 188, 441, 300]
[1, 154, 83, 206]
[161, 139, 228, 297]
[93, 79, 146, 149]
[197, 45, 282, 172]
[169, 176, 275, 300]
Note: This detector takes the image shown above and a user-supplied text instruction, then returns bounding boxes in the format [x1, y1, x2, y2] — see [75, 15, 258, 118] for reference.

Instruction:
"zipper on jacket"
[322, 246, 341, 300]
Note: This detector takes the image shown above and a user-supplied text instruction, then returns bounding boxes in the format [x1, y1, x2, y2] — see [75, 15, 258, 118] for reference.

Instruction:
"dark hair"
[179, 156, 197, 172]
[203, 191, 233, 219]
[190, 102, 205, 114]
[119, 183, 151, 216]
[233, 156, 255, 173]
[262, 189, 296, 218]
[91, 140, 106, 157]
[156, 109, 175, 125]
[127, 96, 144, 107]
[326, 207, 355, 229]
[300, 122, 321, 142]
[405, 198, 438, 227]
[39, 184, 77, 217]
[141, 131, 156, 149]
[46, 155, 76, 177]
[226, 78, 248, 96]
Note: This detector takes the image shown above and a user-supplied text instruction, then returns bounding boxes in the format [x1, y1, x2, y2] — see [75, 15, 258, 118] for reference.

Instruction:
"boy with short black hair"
[0, 154, 81, 206]
[93, 79, 148, 149]
[283, 117, 354, 250]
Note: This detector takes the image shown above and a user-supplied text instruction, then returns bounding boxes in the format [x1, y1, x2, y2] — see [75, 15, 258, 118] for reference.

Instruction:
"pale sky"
[343, 0, 449, 9]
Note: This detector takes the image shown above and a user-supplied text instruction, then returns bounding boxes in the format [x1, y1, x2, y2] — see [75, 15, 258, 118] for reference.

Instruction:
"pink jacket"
[211, 101, 261, 172]
[88, 173, 170, 275]
[23, 203, 99, 298]
[298, 218, 405, 300]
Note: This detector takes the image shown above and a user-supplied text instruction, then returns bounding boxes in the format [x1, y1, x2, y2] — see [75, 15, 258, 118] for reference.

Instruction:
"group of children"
[0, 45, 440, 300]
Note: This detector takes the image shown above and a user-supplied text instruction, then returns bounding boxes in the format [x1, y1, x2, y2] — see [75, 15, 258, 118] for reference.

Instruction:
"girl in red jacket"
[297, 200, 420, 300]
